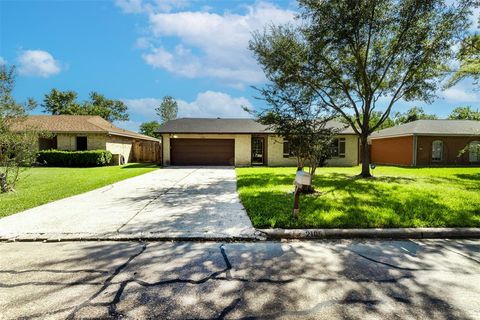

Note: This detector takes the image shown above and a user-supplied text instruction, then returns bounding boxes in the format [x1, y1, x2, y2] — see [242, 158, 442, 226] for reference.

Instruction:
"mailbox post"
[293, 169, 311, 217]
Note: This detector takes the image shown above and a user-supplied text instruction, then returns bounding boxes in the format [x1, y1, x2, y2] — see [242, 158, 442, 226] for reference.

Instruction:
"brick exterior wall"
[56, 133, 107, 151]
[416, 135, 480, 165]
[106, 135, 134, 163]
[370, 136, 414, 166]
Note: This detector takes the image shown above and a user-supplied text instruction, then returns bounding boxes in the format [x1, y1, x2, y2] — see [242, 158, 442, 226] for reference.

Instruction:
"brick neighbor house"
[12, 115, 161, 164]
[370, 120, 480, 166]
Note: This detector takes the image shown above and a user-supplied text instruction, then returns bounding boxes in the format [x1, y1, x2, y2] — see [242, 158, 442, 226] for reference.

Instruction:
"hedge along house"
[157, 118, 359, 167]
[370, 120, 480, 166]
[12, 115, 161, 164]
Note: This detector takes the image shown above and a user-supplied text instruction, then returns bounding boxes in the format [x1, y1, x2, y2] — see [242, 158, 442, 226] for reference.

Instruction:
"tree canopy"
[393, 107, 438, 124]
[448, 106, 480, 120]
[0, 66, 39, 192]
[249, 0, 473, 177]
[447, 13, 480, 88]
[155, 96, 178, 124]
[139, 121, 161, 138]
[42, 89, 129, 122]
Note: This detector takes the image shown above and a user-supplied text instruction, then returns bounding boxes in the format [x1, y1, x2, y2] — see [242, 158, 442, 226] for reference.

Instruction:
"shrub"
[37, 150, 113, 167]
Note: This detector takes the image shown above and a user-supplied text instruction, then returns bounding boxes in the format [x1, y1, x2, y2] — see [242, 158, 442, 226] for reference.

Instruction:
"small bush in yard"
[37, 150, 113, 167]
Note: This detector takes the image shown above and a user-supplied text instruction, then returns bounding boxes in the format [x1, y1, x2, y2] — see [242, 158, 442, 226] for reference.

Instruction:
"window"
[431, 140, 443, 161]
[469, 141, 480, 162]
[331, 138, 346, 158]
[76, 136, 88, 151]
[283, 140, 293, 158]
[38, 136, 57, 150]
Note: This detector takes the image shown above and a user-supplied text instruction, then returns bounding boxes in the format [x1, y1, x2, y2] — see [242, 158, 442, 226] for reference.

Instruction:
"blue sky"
[0, 0, 478, 132]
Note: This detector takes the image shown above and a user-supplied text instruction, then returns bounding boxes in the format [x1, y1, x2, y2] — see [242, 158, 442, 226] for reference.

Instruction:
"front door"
[251, 137, 265, 165]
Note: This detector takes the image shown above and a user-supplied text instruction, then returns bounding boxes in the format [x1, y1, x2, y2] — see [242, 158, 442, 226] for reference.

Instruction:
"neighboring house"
[370, 120, 480, 166]
[157, 118, 359, 167]
[13, 115, 161, 164]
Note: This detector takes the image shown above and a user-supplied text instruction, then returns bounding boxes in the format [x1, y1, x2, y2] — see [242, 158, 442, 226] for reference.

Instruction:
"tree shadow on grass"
[239, 171, 479, 229]
[454, 173, 480, 191]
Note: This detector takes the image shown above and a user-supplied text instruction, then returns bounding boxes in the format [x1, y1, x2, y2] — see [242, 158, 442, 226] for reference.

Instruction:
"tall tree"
[448, 106, 480, 120]
[139, 121, 161, 138]
[42, 89, 80, 115]
[250, 0, 472, 177]
[84, 91, 129, 122]
[0, 65, 38, 192]
[155, 96, 178, 124]
[393, 107, 438, 124]
[42, 89, 129, 122]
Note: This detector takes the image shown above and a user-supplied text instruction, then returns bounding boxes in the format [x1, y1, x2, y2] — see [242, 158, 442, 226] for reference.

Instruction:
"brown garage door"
[170, 139, 234, 165]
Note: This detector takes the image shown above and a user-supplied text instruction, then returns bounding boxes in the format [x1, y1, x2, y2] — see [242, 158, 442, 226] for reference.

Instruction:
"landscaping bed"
[236, 166, 480, 229]
[0, 163, 158, 218]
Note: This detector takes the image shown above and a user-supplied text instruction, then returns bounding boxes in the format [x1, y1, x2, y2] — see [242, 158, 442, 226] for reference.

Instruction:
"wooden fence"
[131, 140, 162, 163]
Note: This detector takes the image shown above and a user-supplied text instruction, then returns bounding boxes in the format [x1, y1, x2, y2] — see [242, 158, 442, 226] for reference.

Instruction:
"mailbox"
[295, 171, 311, 186]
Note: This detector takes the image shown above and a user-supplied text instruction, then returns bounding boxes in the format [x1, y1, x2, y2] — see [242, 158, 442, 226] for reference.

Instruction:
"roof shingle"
[157, 118, 356, 134]
[370, 120, 480, 139]
[12, 115, 159, 142]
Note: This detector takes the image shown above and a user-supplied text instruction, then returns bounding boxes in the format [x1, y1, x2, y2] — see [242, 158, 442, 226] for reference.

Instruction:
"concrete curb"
[256, 227, 480, 240]
[2, 228, 479, 242]
[0, 232, 265, 242]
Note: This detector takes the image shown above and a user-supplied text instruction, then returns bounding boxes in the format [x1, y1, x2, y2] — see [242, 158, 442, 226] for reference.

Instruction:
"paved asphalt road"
[0, 167, 255, 240]
[1, 239, 479, 319]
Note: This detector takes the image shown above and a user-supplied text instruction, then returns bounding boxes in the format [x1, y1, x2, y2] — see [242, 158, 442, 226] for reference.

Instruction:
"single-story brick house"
[370, 120, 480, 166]
[157, 118, 359, 166]
[13, 115, 161, 164]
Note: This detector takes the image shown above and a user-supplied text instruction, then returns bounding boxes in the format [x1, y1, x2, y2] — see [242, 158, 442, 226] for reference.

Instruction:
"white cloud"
[17, 50, 62, 77]
[442, 87, 480, 103]
[115, 0, 144, 13]
[115, 0, 190, 14]
[114, 120, 144, 133]
[177, 91, 252, 118]
[0, 56, 5, 65]
[122, 97, 162, 118]
[135, 37, 153, 49]
[137, 2, 295, 87]
[123, 91, 252, 120]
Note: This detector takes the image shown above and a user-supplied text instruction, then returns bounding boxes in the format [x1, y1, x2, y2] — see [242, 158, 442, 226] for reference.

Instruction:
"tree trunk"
[360, 135, 372, 178]
[0, 173, 8, 193]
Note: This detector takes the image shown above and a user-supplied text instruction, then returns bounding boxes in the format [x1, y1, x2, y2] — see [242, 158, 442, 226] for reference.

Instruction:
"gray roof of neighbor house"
[12, 115, 159, 142]
[157, 118, 356, 134]
[370, 120, 480, 139]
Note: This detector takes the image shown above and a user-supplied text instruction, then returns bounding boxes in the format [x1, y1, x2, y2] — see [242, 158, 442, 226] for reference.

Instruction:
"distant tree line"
[42, 89, 129, 123]
[139, 96, 178, 138]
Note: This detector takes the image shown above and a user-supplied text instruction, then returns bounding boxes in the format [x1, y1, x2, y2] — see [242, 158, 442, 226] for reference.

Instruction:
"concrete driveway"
[0, 167, 255, 240]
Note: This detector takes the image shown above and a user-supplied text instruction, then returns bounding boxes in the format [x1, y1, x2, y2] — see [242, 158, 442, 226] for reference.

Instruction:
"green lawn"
[0, 163, 159, 218]
[236, 166, 480, 229]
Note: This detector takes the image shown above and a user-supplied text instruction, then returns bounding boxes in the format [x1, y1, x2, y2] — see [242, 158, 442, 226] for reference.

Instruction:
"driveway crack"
[65, 242, 148, 320]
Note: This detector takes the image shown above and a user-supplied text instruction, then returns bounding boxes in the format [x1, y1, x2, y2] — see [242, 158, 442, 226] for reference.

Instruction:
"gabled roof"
[157, 118, 356, 134]
[370, 120, 480, 139]
[12, 115, 159, 142]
